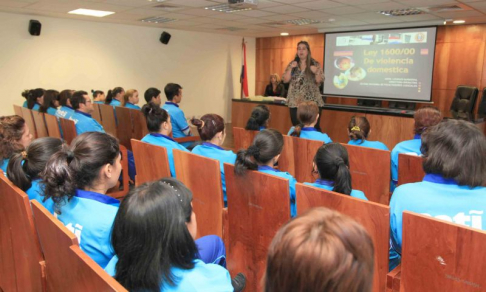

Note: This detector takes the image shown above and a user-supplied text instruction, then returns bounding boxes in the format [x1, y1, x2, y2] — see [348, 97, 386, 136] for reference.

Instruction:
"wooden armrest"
[174, 136, 201, 143]
[386, 264, 401, 291]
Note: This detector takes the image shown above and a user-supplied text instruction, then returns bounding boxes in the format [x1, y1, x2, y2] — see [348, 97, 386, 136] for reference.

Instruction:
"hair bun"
[66, 150, 75, 164]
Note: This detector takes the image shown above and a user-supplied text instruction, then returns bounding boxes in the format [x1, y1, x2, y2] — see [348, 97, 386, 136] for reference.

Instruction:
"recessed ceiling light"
[68, 8, 114, 17]
[140, 16, 177, 23]
[280, 32, 289, 36]
[453, 20, 465, 24]
[205, 4, 252, 13]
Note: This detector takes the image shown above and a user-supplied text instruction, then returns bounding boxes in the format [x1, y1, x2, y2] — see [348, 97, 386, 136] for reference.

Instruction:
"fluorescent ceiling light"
[453, 20, 465, 24]
[280, 32, 289, 36]
[68, 9, 115, 17]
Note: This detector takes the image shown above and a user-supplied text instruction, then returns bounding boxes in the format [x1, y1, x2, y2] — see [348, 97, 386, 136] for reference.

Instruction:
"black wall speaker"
[29, 20, 41, 36]
[160, 31, 171, 45]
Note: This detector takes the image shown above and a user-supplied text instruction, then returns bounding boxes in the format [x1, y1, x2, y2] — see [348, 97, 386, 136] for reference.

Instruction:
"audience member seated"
[0, 115, 33, 174]
[55, 89, 75, 120]
[305, 143, 367, 200]
[105, 87, 125, 107]
[264, 207, 374, 292]
[347, 116, 388, 150]
[106, 178, 246, 291]
[22, 88, 45, 111]
[191, 114, 236, 206]
[141, 102, 189, 177]
[7, 137, 62, 213]
[121, 89, 141, 110]
[288, 101, 332, 143]
[390, 106, 442, 190]
[41, 132, 121, 268]
[245, 104, 270, 131]
[264, 73, 286, 97]
[162, 83, 192, 148]
[71, 90, 105, 135]
[389, 119, 486, 270]
[144, 87, 162, 106]
[39, 89, 60, 116]
[92, 90, 105, 104]
[235, 129, 297, 217]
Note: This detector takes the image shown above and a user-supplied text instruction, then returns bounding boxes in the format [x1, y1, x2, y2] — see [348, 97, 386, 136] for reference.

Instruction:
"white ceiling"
[1, 0, 486, 37]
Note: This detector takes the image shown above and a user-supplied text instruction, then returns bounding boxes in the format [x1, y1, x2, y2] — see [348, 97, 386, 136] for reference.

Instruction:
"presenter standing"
[283, 41, 325, 130]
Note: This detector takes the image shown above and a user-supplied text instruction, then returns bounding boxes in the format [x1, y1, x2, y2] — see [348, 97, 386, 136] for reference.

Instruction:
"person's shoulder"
[168, 260, 232, 292]
[351, 189, 368, 201]
[368, 140, 389, 151]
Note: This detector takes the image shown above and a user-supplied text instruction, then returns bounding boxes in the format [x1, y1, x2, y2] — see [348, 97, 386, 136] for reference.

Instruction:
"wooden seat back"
[32, 111, 48, 138]
[343, 144, 390, 205]
[279, 135, 323, 182]
[130, 109, 148, 140]
[398, 154, 424, 186]
[92, 103, 102, 124]
[31, 201, 127, 292]
[98, 104, 117, 136]
[20, 107, 37, 139]
[44, 114, 61, 139]
[233, 127, 257, 152]
[173, 150, 224, 238]
[131, 139, 171, 185]
[106, 145, 129, 199]
[115, 107, 133, 151]
[224, 163, 291, 292]
[59, 118, 77, 145]
[13, 105, 23, 117]
[400, 211, 486, 292]
[296, 183, 390, 292]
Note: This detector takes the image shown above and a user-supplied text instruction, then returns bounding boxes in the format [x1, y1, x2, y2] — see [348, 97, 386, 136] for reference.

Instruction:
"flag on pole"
[240, 38, 249, 99]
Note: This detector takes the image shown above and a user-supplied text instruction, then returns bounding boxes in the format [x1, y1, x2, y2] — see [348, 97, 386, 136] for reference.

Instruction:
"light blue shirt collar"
[315, 179, 334, 186]
[75, 110, 91, 118]
[150, 132, 176, 142]
[75, 189, 120, 206]
[202, 142, 224, 150]
[423, 173, 457, 185]
[258, 165, 280, 172]
[165, 101, 179, 108]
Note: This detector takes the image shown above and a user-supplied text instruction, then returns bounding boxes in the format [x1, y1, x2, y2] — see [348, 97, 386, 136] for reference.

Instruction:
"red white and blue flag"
[240, 38, 249, 98]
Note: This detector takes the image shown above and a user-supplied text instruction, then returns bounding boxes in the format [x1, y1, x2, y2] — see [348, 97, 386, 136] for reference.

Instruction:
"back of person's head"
[92, 90, 104, 100]
[105, 87, 124, 105]
[39, 89, 60, 113]
[70, 90, 88, 110]
[22, 88, 45, 109]
[112, 178, 198, 292]
[41, 132, 120, 212]
[122, 89, 137, 106]
[290, 101, 319, 137]
[0, 115, 28, 162]
[7, 137, 62, 191]
[59, 89, 73, 107]
[265, 207, 374, 292]
[421, 119, 486, 187]
[314, 143, 352, 195]
[235, 129, 283, 175]
[144, 87, 161, 104]
[141, 102, 169, 132]
[348, 116, 370, 142]
[190, 114, 225, 141]
[164, 83, 182, 101]
[413, 106, 442, 135]
[245, 105, 270, 131]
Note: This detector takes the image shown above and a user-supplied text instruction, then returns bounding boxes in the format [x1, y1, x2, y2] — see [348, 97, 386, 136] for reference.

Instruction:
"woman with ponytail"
[234, 129, 297, 217]
[41, 132, 122, 268]
[92, 90, 105, 104]
[0, 115, 33, 174]
[39, 90, 60, 116]
[245, 105, 270, 131]
[191, 114, 236, 206]
[7, 137, 62, 213]
[55, 89, 75, 120]
[141, 102, 189, 177]
[347, 116, 388, 150]
[287, 101, 332, 143]
[22, 88, 45, 110]
[305, 143, 367, 200]
[105, 87, 125, 107]
[121, 89, 141, 109]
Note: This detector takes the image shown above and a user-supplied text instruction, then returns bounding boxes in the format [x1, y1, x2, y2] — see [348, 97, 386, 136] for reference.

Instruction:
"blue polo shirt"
[71, 111, 105, 135]
[257, 165, 297, 217]
[192, 143, 237, 205]
[391, 135, 422, 190]
[125, 102, 141, 110]
[110, 99, 121, 107]
[46, 107, 57, 116]
[23, 101, 28, 108]
[32, 103, 41, 111]
[55, 189, 120, 268]
[55, 106, 75, 120]
[304, 179, 368, 201]
[389, 174, 486, 270]
[162, 102, 190, 140]
[287, 127, 332, 144]
[141, 133, 189, 177]
[348, 139, 389, 151]
[1, 159, 8, 175]
[26, 179, 55, 214]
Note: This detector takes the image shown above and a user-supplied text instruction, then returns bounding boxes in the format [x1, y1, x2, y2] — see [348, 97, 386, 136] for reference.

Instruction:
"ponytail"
[332, 157, 352, 195]
[245, 105, 270, 131]
[245, 116, 260, 131]
[290, 124, 303, 137]
[42, 149, 76, 211]
[235, 147, 259, 175]
[348, 116, 370, 143]
[7, 152, 31, 191]
[105, 89, 113, 105]
[314, 143, 352, 196]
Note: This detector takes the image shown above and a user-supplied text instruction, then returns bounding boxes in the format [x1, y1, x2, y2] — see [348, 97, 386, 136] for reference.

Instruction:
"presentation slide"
[323, 27, 437, 102]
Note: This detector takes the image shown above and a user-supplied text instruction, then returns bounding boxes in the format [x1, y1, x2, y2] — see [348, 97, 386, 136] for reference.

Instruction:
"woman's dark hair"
[290, 101, 319, 137]
[295, 41, 317, 78]
[105, 87, 124, 105]
[245, 105, 270, 131]
[59, 90, 73, 107]
[22, 88, 45, 109]
[265, 207, 374, 292]
[41, 132, 120, 213]
[235, 129, 283, 175]
[421, 119, 486, 187]
[141, 102, 169, 132]
[7, 137, 62, 191]
[191, 114, 225, 141]
[39, 90, 60, 113]
[414, 106, 442, 135]
[144, 87, 161, 104]
[112, 178, 198, 292]
[92, 90, 104, 99]
[348, 116, 370, 142]
[314, 143, 352, 195]
[0, 115, 27, 164]
[164, 83, 182, 101]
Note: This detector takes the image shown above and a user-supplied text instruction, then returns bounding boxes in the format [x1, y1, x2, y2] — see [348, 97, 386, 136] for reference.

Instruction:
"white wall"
[0, 12, 255, 121]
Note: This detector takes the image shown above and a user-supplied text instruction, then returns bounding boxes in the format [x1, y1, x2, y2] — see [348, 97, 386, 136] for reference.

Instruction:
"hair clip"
[200, 120, 205, 129]
[351, 126, 361, 131]
[161, 181, 182, 203]
[212, 120, 216, 126]
[21, 151, 27, 159]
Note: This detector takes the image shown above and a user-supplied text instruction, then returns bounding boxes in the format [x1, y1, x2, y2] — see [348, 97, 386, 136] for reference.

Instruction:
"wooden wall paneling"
[365, 114, 415, 150]
[267, 104, 293, 133]
[320, 109, 356, 144]
[231, 101, 255, 128]
[436, 25, 485, 43]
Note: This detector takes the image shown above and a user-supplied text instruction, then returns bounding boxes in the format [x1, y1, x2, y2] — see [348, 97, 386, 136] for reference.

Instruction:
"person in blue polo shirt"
[162, 83, 193, 147]
[389, 119, 486, 270]
[0, 115, 33, 175]
[92, 90, 105, 104]
[39, 89, 60, 116]
[105, 87, 125, 108]
[70, 90, 105, 135]
[41, 132, 121, 269]
[22, 88, 45, 111]
[288, 101, 332, 143]
[191, 114, 237, 206]
[347, 116, 388, 150]
[7, 137, 62, 213]
[144, 87, 162, 106]
[304, 143, 367, 201]
[235, 129, 297, 217]
[245, 104, 270, 131]
[390, 106, 442, 191]
[141, 102, 189, 177]
[121, 89, 141, 110]
[55, 90, 75, 120]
